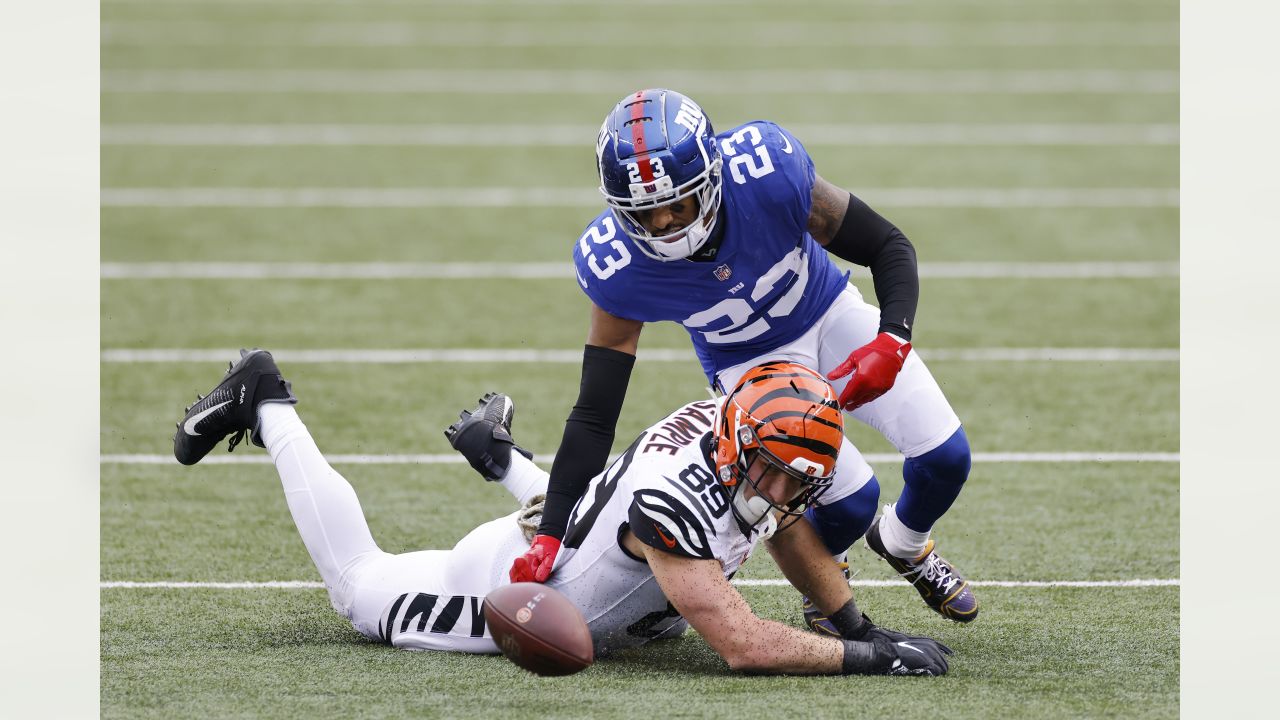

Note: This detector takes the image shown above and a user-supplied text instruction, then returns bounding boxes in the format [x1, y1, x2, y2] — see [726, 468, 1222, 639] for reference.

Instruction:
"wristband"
[840, 638, 892, 675]
[827, 599, 870, 640]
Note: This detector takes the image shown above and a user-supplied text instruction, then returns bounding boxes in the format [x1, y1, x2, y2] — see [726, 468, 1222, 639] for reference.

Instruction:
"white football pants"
[258, 404, 547, 652]
[715, 284, 962, 505]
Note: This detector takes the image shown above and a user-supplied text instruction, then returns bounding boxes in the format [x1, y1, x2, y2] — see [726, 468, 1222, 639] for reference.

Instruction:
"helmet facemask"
[596, 88, 724, 262]
[712, 362, 844, 538]
[605, 158, 723, 262]
[717, 412, 836, 538]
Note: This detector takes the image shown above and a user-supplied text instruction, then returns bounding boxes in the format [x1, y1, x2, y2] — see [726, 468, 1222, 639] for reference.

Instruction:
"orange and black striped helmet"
[713, 361, 844, 530]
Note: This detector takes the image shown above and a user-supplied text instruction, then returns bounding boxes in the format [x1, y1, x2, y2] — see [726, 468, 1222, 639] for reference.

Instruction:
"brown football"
[482, 582, 594, 676]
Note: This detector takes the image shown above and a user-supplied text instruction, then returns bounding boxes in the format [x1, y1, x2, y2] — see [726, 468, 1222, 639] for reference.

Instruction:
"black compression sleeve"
[536, 345, 636, 540]
[827, 598, 871, 640]
[823, 193, 919, 341]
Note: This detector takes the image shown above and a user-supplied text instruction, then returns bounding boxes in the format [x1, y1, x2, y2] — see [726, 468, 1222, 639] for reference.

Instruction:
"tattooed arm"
[806, 174, 919, 342]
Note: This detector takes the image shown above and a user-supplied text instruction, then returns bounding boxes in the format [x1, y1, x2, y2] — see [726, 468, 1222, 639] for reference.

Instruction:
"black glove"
[827, 601, 953, 676]
[839, 611, 953, 677]
[838, 606, 952, 651]
[873, 634, 952, 676]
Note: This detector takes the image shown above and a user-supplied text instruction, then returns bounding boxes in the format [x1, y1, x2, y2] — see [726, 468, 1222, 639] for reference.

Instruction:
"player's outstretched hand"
[874, 632, 953, 676]
[838, 613, 953, 676]
[827, 333, 911, 411]
[510, 534, 561, 583]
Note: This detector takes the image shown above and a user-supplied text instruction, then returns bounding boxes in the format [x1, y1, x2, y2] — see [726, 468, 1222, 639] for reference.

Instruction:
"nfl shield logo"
[713, 264, 732, 281]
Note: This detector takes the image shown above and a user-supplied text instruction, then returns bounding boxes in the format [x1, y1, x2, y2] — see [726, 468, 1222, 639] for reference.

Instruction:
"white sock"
[879, 503, 930, 559]
[500, 452, 550, 506]
[258, 403, 380, 590]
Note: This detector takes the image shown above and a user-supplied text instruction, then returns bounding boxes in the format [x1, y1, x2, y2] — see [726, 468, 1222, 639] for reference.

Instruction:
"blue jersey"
[572, 121, 850, 382]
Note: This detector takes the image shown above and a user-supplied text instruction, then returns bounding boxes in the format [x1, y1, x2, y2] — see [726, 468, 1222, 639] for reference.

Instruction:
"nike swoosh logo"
[184, 401, 231, 436]
[576, 270, 589, 289]
[780, 134, 794, 154]
[654, 524, 677, 549]
[897, 641, 925, 655]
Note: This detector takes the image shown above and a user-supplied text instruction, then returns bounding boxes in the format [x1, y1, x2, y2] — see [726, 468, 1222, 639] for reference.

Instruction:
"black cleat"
[444, 392, 532, 481]
[172, 349, 297, 466]
[865, 516, 978, 623]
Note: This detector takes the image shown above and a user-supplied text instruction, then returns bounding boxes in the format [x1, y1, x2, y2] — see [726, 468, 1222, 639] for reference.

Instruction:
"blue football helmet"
[596, 89, 723, 261]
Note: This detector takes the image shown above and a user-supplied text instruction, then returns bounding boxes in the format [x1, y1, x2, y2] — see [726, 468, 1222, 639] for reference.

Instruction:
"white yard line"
[916, 348, 1180, 361]
[99, 348, 1179, 364]
[97, 0, 1177, 6]
[100, 123, 1179, 146]
[99, 0, 1177, 6]
[101, 261, 583, 280]
[100, 452, 1180, 465]
[100, 187, 1180, 208]
[99, 261, 1180, 280]
[101, 21, 1178, 48]
[99, 578, 1179, 589]
[100, 69, 1179, 95]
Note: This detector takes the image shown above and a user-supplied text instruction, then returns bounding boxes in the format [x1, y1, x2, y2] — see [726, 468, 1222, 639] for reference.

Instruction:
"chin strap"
[755, 512, 778, 542]
[732, 492, 778, 541]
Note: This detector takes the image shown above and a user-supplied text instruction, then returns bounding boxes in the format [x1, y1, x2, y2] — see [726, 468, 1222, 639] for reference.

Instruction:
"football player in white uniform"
[173, 350, 952, 675]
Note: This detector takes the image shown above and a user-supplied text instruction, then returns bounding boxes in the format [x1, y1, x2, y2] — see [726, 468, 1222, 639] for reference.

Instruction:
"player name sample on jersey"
[548, 399, 770, 655]
[369, 399, 773, 657]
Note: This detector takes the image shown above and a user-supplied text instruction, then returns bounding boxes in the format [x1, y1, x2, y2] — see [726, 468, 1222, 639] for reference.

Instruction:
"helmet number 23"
[578, 215, 632, 281]
[627, 158, 666, 183]
[721, 126, 775, 185]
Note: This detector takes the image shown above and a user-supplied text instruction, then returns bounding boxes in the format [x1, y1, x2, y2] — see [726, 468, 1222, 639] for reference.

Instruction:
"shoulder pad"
[756, 121, 815, 189]
[572, 212, 638, 317]
[719, 121, 815, 228]
[629, 488, 716, 560]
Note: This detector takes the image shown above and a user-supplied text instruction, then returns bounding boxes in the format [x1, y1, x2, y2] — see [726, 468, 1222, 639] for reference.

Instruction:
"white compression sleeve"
[258, 403, 381, 589]
[499, 452, 550, 506]
[879, 503, 931, 559]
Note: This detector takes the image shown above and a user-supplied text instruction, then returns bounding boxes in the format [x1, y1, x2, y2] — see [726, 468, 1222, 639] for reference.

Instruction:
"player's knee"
[806, 477, 880, 555]
[911, 426, 971, 488]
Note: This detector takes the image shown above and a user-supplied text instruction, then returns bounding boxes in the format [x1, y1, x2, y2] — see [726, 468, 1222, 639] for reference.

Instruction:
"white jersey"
[359, 399, 769, 656]
[545, 399, 769, 656]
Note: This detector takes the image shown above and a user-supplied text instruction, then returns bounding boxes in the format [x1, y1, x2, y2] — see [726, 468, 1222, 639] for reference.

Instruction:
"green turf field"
[101, 0, 1179, 717]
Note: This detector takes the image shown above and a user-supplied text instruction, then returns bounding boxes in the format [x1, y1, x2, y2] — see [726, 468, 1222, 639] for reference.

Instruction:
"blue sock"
[895, 426, 972, 533]
[805, 477, 880, 556]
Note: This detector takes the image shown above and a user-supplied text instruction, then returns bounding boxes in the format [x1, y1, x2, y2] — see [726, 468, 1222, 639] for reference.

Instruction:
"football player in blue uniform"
[510, 89, 977, 626]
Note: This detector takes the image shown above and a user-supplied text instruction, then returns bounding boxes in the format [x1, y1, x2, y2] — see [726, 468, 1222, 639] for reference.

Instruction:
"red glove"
[827, 333, 912, 411]
[509, 534, 562, 583]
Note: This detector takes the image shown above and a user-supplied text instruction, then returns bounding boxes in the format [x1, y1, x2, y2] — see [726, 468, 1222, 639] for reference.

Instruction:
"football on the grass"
[483, 582, 594, 676]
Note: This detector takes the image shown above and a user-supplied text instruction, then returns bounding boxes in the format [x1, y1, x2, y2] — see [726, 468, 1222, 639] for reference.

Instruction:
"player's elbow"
[723, 646, 772, 674]
[708, 618, 777, 674]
